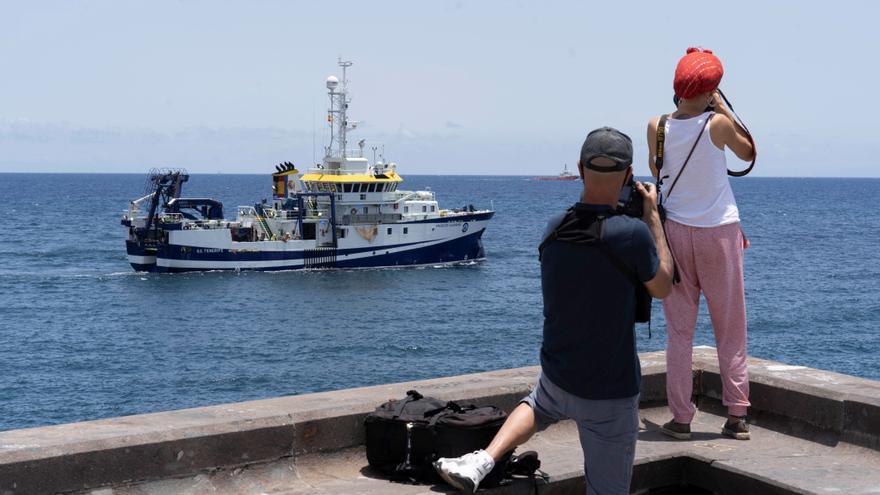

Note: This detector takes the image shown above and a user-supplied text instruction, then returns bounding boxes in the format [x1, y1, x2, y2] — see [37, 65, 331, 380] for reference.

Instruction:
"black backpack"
[539, 208, 653, 324]
[364, 390, 510, 485]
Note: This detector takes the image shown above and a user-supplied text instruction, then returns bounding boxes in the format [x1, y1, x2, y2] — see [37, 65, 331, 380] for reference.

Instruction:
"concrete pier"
[1, 347, 879, 494]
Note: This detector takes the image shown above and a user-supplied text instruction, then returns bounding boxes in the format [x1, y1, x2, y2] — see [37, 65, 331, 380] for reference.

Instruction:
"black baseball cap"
[580, 127, 633, 172]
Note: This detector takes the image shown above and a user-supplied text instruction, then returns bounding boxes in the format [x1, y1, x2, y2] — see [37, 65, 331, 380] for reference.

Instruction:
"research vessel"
[122, 59, 494, 272]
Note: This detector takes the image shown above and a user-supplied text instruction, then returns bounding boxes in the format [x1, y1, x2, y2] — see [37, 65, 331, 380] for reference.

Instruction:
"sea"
[0, 174, 878, 432]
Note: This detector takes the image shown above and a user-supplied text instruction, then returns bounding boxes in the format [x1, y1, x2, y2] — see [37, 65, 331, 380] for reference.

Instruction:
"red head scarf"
[673, 47, 724, 99]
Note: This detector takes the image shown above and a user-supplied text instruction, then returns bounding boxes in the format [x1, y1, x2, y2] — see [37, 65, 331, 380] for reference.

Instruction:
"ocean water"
[0, 173, 878, 432]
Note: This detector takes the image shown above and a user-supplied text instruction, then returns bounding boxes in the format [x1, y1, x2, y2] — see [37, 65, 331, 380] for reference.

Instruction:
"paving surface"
[92, 406, 880, 495]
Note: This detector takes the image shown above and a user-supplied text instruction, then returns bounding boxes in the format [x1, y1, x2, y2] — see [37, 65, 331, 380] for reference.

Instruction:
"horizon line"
[1, 171, 879, 180]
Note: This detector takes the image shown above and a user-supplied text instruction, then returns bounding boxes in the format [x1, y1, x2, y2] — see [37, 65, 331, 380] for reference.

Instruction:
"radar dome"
[326, 76, 339, 90]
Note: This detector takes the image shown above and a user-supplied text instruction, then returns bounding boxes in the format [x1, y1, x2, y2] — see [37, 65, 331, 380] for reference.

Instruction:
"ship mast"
[324, 58, 356, 169]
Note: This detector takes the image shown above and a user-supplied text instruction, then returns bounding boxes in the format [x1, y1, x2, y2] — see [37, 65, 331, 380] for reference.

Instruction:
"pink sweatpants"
[663, 220, 750, 423]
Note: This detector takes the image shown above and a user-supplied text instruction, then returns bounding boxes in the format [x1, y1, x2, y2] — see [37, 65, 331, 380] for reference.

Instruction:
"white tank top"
[660, 112, 740, 227]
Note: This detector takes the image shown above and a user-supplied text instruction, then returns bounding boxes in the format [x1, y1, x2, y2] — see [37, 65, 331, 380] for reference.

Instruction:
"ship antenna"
[312, 99, 316, 165]
[324, 58, 354, 166]
[339, 58, 353, 159]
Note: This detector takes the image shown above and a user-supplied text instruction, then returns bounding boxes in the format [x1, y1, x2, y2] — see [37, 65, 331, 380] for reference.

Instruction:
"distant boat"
[532, 164, 579, 181]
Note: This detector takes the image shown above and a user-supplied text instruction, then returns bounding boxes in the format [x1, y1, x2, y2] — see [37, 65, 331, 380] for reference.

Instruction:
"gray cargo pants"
[521, 373, 639, 495]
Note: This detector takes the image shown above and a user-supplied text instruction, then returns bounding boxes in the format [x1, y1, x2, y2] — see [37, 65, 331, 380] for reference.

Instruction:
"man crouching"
[434, 127, 674, 494]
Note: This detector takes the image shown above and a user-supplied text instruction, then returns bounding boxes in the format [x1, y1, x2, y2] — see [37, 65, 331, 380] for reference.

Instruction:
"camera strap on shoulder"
[655, 114, 668, 182]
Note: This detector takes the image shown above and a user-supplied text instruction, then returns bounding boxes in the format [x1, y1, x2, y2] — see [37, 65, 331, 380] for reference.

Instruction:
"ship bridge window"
[368, 183, 376, 193]
[404, 206, 409, 213]
[422, 205, 427, 213]
[329, 183, 337, 192]
[431, 205, 436, 212]
[343, 183, 352, 193]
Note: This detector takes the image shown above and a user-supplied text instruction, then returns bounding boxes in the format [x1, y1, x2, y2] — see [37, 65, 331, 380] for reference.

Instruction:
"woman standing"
[647, 48, 756, 440]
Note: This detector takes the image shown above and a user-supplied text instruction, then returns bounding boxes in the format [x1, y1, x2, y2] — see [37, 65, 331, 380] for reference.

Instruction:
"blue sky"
[1, 1, 878, 177]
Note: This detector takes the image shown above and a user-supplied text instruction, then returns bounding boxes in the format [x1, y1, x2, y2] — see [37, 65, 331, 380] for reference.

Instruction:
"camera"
[617, 178, 643, 218]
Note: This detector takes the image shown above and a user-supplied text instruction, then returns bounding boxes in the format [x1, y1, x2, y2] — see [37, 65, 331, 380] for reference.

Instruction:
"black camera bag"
[364, 390, 509, 485]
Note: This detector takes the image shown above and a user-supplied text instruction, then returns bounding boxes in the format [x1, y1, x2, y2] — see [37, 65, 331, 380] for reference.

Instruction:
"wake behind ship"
[122, 59, 494, 272]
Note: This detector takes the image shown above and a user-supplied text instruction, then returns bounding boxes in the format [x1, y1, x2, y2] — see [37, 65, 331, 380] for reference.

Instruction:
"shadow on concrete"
[357, 464, 552, 494]
[698, 399, 841, 448]
[357, 465, 458, 493]
[632, 455, 799, 495]
[638, 418, 725, 442]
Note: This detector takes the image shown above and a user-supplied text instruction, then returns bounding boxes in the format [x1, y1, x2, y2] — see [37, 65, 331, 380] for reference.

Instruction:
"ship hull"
[146, 212, 493, 273]
[126, 240, 158, 272]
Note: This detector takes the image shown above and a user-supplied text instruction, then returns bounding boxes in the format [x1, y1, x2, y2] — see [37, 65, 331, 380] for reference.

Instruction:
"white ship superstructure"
[122, 59, 493, 272]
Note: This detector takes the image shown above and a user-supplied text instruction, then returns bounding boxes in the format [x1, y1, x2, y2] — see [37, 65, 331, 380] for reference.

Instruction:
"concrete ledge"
[1, 349, 879, 494]
[0, 365, 531, 494]
[691, 346, 880, 449]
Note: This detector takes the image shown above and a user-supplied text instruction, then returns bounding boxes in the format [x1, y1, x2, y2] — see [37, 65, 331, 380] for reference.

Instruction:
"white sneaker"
[433, 450, 495, 494]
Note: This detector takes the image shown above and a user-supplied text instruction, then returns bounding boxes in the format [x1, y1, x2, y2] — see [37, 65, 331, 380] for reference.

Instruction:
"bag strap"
[423, 400, 467, 418]
[391, 390, 423, 419]
[537, 208, 579, 261]
[589, 220, 647, 291]
[541, 211, 644, 291]
[665, 113, 712, 200]
[717, 89, 757, 177]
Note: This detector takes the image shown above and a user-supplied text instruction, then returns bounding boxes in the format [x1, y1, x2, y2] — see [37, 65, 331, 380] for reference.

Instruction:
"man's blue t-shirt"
[539, 203, 660, 400]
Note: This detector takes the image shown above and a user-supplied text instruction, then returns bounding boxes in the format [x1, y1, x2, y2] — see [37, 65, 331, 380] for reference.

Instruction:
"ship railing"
[238, 206, 257, 217]
[159, 213, 183, 223]
[391, 192, 416, 203]
[181, 220, 241, 230]
[276, 209, 302, 220]
[341, 213, 403, 225]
